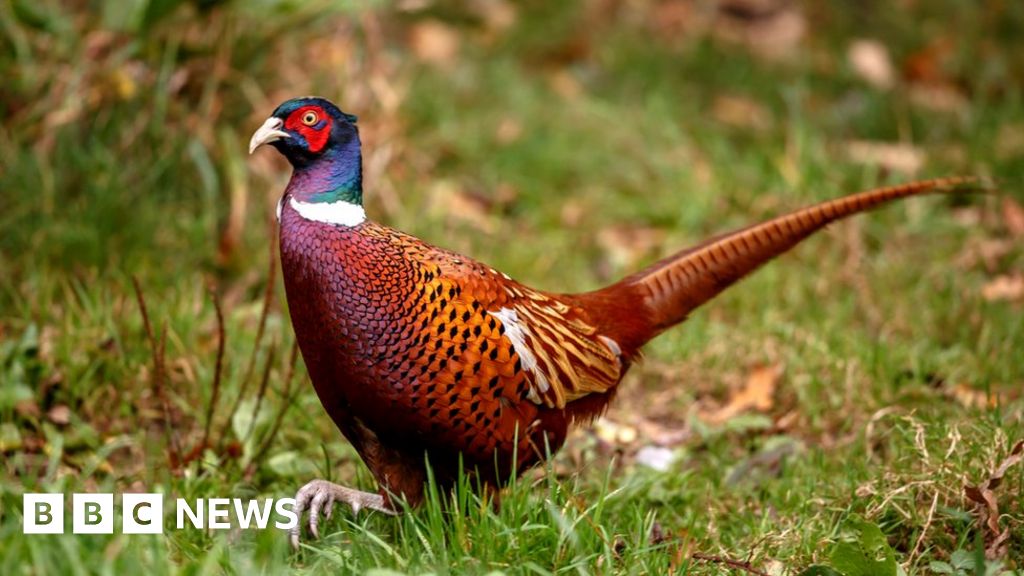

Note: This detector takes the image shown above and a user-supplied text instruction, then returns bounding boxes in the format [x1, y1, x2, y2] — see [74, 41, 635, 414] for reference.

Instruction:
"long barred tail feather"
[580, 176, 988, 350]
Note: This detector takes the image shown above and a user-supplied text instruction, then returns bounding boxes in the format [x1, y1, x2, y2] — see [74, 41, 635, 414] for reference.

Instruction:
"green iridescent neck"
[306, 182, 363, 205]
[288, 156, 364, 206]
[288, 166, 364, 206]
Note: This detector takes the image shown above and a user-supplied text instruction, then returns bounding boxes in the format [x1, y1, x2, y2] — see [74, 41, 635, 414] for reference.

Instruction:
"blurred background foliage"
[1, 0, 1023, 573]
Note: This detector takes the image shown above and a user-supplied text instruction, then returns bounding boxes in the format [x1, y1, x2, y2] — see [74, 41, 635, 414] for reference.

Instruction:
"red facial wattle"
[284, 106, 332, 153]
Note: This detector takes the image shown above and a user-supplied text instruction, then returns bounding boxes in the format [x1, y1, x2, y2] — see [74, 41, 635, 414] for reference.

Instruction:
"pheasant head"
[250, 97, 364, 215]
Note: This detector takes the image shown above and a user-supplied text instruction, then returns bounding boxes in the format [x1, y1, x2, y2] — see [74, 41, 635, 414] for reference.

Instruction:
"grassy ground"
[1, 1, 1023, 574]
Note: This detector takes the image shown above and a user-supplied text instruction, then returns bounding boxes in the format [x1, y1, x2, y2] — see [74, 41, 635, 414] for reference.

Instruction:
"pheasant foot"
[289, 478, 396, 549]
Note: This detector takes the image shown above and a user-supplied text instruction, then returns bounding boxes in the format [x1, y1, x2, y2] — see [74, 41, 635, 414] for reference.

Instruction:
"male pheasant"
[249, 97, 978, 546]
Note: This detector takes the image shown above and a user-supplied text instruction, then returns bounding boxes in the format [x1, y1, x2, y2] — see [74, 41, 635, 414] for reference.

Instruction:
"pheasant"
[249, 96, 979, 546]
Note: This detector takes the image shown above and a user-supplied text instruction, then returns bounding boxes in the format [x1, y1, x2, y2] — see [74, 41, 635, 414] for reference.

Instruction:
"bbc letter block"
[73, 493, 114, 534]
[23, 494, 64, 534]
[123, 493, 164, 534]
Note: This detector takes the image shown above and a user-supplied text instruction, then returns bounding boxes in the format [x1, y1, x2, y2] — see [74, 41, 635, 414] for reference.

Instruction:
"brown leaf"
[897, 38, 970, 113]
[907, 84, 970, 115]
[647, 0, 697, 41]
[560, 199, 589, 227]
[47, 405, 71, 426]
[964, 439, 1024, 559]
[954, 238, 1015, 272]
[38, 325, 58, 364]
[981, 274, 1024, 302]
[715, 0, 806, 61]
[547, 70, 583, 100]
[711, 94, 772, 131]
[408, 20, 461, 68]
[848, 39, 895, 90]
[989, 439, 1024, 489]
[844, 140, 925, 175]
[987, 529, 1012, 560]
[903, 39, 954, 85]
[15, 400, 41, 419]
[494, 116, 522, 145]
[1002, 197, 1024, 237]
[704, 363, 781, 424]
[948, 383, 998, 409]
[472, 0, 517, 35]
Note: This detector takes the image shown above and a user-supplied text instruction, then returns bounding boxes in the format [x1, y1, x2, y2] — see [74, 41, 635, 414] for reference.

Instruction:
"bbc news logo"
[23, 494, 298, 534]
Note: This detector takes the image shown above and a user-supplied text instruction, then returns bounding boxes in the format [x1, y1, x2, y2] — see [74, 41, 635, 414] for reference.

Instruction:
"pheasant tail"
[580, 176, 983, 350]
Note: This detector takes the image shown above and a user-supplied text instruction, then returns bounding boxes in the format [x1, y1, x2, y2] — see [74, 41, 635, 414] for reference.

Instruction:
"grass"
[1, 0, 1023, 573]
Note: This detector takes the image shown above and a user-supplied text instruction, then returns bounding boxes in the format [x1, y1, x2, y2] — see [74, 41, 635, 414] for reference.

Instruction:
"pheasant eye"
[301, 111, 319, 126]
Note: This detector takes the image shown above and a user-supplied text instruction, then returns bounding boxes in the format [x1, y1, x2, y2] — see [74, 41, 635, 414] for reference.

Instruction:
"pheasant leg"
[289, 478, 396, 548]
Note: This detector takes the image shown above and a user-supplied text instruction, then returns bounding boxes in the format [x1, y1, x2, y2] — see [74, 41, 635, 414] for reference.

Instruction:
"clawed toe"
[289, 479, 395, 549]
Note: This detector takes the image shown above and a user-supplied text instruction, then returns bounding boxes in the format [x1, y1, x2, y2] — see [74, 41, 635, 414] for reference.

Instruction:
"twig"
[132, 276, 182, 471]
[690, 552, 770, 576]
[196, 285, 226, 476]
[907, 490, 939, 567]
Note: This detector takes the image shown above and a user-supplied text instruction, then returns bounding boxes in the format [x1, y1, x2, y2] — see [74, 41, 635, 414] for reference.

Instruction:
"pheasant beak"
[249, 117, 290, 154]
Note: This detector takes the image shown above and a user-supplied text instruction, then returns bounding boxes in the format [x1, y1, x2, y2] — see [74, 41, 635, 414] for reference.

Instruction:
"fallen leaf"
[15, 400, 41, 419]
[547, 70, 583, 100]
[704, 363, 781, 424]
[647, 0, 697, 41]
[711, 94, 772, 131]
[408, 20, 461, 68]
[774, 409, 799, 431]
[47, 405, 71, 426]
[848, 39, 895, 90]
[715, 0, 806, 60]
[954, 238, 1015, 272]
[907, 84, 970, 115]
[471, 0, 517, 35]
[964, 439, 1024, 559]
[948, 383, 998, 409]
[903, 38, 954, 84]
[1002, 197, 1024, 237]
[494, 116, 522, 145]
[560, 199, 589, 227]
[844, 140, 925, 175]
[39, 325, 58, 364]
[981, 275, 1024, 302]
[989, 440, 1024, 490]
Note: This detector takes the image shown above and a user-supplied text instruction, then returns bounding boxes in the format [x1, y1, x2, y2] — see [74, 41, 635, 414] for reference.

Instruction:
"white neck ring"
[289, 197, 366, 227]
